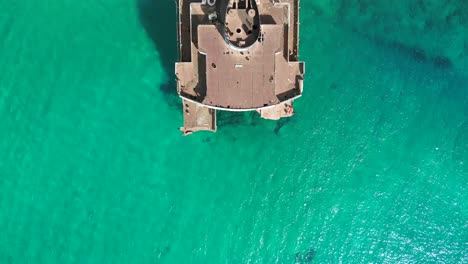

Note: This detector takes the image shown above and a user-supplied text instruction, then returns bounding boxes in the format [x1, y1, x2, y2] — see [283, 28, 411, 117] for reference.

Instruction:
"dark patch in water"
[305, 249, 316, 262]
[137, 0, 180, 106]
[217, 111, 248, 126]
[433, 55, 453, 69]
[387, 40, 427, 63]
[160, 83, 182, 110]
[372, 36, 454, 70]
[274, 117, 291, 134]
[157, 245, 171, 259]
[294, 248, 316, 263]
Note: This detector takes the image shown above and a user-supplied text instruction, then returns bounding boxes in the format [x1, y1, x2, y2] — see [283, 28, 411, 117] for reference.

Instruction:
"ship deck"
[176, 0, 304, 135]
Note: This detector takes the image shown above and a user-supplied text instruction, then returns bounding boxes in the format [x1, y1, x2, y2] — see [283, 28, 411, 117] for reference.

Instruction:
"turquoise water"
[0, 0, 467, 263]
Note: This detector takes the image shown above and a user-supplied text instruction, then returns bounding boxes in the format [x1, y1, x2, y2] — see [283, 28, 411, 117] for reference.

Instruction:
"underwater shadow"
[136, 0, 180, 107]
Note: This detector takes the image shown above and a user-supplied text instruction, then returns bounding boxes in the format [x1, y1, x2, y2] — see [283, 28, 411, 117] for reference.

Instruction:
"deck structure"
[176, 0, 305, 135]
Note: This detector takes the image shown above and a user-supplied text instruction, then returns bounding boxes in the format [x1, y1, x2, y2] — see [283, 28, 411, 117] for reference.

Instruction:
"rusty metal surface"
[176, 0, 304, 134]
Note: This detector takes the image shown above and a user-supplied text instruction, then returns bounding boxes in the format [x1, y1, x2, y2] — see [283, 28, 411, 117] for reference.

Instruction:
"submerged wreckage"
[176, 0, 305, 135]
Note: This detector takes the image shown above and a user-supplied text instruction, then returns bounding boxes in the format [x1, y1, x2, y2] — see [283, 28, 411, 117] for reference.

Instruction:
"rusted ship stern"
[176, 0, 305, 135]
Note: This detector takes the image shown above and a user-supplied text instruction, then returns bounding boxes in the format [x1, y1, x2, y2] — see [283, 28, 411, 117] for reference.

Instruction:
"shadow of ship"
[137, 0, 180, 108]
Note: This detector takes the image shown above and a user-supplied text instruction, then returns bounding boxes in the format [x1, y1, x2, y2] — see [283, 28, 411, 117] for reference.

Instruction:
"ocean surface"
[0, 0, 467, 263]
